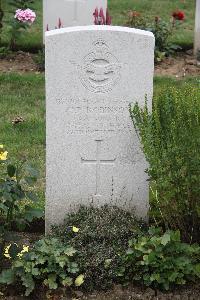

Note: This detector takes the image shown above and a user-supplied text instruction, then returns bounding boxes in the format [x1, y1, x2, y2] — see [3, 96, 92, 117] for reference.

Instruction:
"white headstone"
[45, 26, 155, 232]
[194, 0, 200, 55]
[43, 0, 107, 33]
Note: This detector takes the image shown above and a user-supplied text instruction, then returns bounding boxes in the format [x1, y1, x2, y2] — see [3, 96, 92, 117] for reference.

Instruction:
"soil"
[154, 50, 200, 78]
[0, 52, 39, 74]
[1, 283, 200, 300]
[0, 50, 200, 77]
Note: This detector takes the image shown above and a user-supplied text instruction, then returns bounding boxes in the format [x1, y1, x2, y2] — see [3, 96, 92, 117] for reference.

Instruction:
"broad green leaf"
[62, 276, 73, 287]
[0, 203, 8, 213]
[44, 274, 58, 289]
[26, 191, 38, 202]
[24, 207, 44, 222]
[9, 243, 21, 259]
[7, 165, 16, 178]
[0, 269, 15, 284]
[161, 233, 171, 246]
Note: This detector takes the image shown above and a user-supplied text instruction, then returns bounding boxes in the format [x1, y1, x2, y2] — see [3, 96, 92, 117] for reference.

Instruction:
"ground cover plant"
[119, 227, 200, 291]
[51, 205, 142, 292]
[130, 82, 200, 243]
[0, 237, 84, 296]
[0, 144, 43, 231]
[1, 206, 200, 297]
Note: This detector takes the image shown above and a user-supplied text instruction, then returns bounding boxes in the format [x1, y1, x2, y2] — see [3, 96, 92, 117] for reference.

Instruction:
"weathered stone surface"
[45, 26, 154, 232]
[43, 0, 107, 33]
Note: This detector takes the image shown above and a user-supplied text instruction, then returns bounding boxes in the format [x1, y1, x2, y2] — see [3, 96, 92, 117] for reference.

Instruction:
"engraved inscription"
[81, 140, 116, 197]
[78, 40, 121, 93]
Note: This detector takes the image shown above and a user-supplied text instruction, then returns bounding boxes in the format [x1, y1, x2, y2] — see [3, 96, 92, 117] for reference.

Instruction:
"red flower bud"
[58, 18, 62, 29]
[172, 10, 185, 21]
[99, 7, 106, 25]
[106, 9, 112, 25]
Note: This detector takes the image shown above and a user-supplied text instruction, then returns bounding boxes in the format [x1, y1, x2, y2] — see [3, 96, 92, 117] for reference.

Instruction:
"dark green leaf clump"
[51, 205, 143, 291]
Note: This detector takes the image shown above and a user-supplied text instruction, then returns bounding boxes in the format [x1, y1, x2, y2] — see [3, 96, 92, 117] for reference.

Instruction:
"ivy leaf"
[24, 176, 37, 186]
[9, 243, 21, 259]
[26, 191, 38, 202]
[62, 276, 73, 287]
[0, 269, 15, 284]
[7, 165, 16, 178]
[44, 274, 58, 289]
[24, 207, 44, 222]
[25, 165, 39, 179]
[64, 246, 76, 256]
[0, 203, 8, 213]
[161, 233, 171, 246]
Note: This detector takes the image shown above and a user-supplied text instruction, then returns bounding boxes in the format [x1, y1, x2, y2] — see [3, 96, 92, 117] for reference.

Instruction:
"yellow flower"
[72, 226, 79, 233]
[0, 151, 8, 161]
[4, 244, 29, 259]
[4, 245, 11, 259]
[75, 274, 84, 287]
[0, 145, 3, 149]
[17, 245, 29, 258]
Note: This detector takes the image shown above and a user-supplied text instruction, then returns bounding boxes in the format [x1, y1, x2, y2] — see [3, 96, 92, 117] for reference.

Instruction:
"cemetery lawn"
[0, 73, 199, 209]
[0, 73, 45, 208]
[1, 0, 195, 51]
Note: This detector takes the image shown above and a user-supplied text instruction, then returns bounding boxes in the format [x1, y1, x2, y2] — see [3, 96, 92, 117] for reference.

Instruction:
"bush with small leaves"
[129, 84, 200, 242]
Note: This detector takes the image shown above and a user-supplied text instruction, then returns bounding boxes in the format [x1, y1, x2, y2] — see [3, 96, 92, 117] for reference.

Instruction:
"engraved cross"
[81, 140, 116, 197]
[65, 0, 87, 22]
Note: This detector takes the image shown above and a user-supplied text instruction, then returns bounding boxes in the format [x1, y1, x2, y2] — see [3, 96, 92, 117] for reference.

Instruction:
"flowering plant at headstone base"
[0, 144, 43, 268]
[93, 7, 112, 25]
[8, 7, 36, 50]
[126, 9, 185, 62]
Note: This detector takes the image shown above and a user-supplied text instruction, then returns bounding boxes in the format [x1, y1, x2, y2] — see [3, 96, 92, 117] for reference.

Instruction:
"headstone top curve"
[45, 25, 155, 39]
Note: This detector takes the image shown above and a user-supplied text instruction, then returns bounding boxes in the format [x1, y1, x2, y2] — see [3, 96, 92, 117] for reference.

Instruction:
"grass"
[0, 73, 45, 207]
[1, 0, 196, 51]
[0, 74, 199, 209]
[109, 0, 195, 49]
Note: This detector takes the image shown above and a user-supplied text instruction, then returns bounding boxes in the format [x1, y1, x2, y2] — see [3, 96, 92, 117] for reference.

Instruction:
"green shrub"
[0, 145, 43, 231]
[0, 237, 84, 296]
[119, 227, 200, 290]
[51, 205, 142, 291]
[129, 84, 200, 242]
[126, 12, 182, 62]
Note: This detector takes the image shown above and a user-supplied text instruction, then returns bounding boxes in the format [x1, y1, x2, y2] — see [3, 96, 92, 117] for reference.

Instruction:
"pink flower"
[93, 7, 112, 25]
[15, 8, 36, 24]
